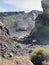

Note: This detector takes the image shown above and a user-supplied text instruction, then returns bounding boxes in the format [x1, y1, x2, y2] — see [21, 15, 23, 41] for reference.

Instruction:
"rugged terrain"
[0, 11, 42, 38]
[0, 0, 49, 65]
[0, 0, 49, 56]
[0, 10, 42, 56]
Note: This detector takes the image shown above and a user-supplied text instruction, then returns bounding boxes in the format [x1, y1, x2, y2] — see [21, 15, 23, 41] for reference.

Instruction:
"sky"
[0, 0, 43, 12]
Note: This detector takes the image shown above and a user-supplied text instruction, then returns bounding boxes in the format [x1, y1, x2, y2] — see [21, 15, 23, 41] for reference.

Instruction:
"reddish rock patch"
[0, 56, 34, 65]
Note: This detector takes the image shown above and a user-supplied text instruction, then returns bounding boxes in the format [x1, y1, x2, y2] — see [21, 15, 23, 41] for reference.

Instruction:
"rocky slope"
[0, 0, 49, 56]
[1, 0, 49, 65]
[0, 11, 42, 38]
[0, 10, 42, 57]
[0, 0, 49, 60]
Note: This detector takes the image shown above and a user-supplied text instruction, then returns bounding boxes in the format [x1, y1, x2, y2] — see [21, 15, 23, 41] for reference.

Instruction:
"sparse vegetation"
[12, 36, 22, 41]
[30, 47, 49, 65]
[42, 61, 49, 65]
[32, 40, 37, 44]
[16, 43, 23, 49]
[3, 53, 12, 58]
[12, 37, 17, 41]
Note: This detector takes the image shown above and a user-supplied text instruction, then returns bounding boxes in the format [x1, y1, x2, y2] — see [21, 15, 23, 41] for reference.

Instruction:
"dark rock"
[28, 0, 49, 45]
[41, 0, 49, 18]
[0, 22, 10, 36]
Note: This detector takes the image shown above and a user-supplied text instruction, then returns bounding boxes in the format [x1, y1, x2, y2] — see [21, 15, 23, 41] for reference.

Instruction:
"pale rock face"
[41, 0, 49, 17]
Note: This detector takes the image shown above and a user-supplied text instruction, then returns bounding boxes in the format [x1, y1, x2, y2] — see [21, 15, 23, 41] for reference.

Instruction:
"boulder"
[41, 0, 49, 18]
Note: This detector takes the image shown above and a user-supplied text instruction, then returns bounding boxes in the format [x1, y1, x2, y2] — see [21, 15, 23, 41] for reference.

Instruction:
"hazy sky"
[0, 0, 43, 12]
